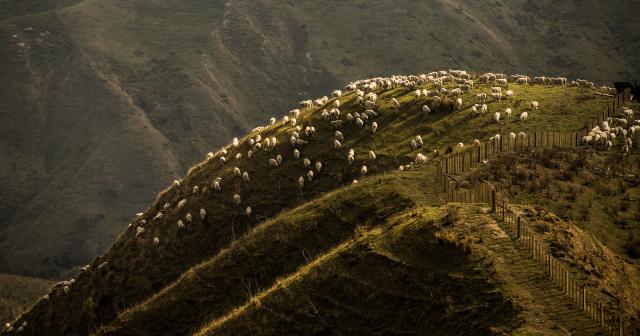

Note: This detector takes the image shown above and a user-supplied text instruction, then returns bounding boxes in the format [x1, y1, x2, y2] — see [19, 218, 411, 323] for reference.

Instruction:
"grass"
[0, 274, 52, 326]
[6, 73, 625, 335]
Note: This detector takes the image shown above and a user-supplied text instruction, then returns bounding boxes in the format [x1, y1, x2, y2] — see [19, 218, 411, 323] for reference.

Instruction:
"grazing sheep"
[97, 262, 109, 270]
[136, 226, 145, 237]
[356, 118, 364, 127]
[207, 152, 214, 160]
[199, 208, 206, 220]
[164, 202, 171, 210]
[510, 132, 516, 141]
[458, 143, 464, 148]
[233, 194, 241, 206]
[235, 153, 242, 161]
[177, 220, 185, 229]
[298, 176, 305, 188]
[531, 101, 539, 110]
[476, 93, 487, 103]
[233, 167, 241, 176]
[348, 154, 355, 165]
[220, 156, 228, 164]
[415, 153, 427, 164]
[213, 178, 222, 191]
[473, 139, 480, 146]
[178, 198, 187, 209]
[371, 121, 378, 133]
[303, 158, 312, 168]
[293, 149, 300, 159]
[307, 170, 314, 182]
[416, 135, 424, 147]
[352, 180, 358, 185]
[455, 98, 463, 109]
[269, 158, 279, 167]
[494, 112, 501, 123]
[154, 237, 160, 246]
[361, 165, 368, 175]
[270, 117, 276, 125]
[606, 140, 613, 150]
[411, 139, 418, 150]
[505, 90, 514, 99]
[505, 108, 512, 118]
[276, 154, 283, 165]
[232, 137, 239, 147]
[334, 139, 342, 149]
[492, 92, 502, 101]
[153, 212, 163, 220]
[368, 150, 376, 161]
[247, 150, 253, 159]
[422, 105, 430, 116]
[192, 186, 199, 194]
[186, 213, 193, 222]
[242, 171, 250, 182]
[245, 207, 252, 217]
[315, 161, 323, 172]
[491, 87, 502, 93]
[520, 112, 528, 121]
[481, 104, 488, 114]
[335, 131, 344, 141]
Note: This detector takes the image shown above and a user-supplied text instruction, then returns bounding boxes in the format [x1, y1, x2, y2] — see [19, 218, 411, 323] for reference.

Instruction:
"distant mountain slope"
[1, 0, 639, 278]
[0, 274, 52, 326]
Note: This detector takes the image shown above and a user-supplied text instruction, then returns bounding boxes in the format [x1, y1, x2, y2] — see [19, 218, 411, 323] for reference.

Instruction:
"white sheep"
[298, 176, 305, 188]
[520, 112, 528, 121]
[411, 139, 418, 150]
[153, 212, 163, 220]
[348, 154, 355, 165]
[207, 152, 214, 160]
[510, 132, 516, 141]
[233, 167, 241, 176]
[455, 98, 463, 109]
[368, 150, 376, 161]
[302, 158, 311, 168]
[178, 198, 187, 209]
[269, 158, 279, 167]
[233, 194, 241, 206]
[232, 137, 239, 147]
[505, 108, 512, 118]
[154, 237, 160, 246]
[371, 122, 378, 133]
[270, 117, 276, 125]
[242, 171, 250, 182]
[177, 220, 185, 229]
[247, 150, 253, 159]
[213, 178, 222, 191]
[293, 149, 300, 159]
[361, 165, 368, 175]
[476, 93, 487, 102]
[335, 131, 344, 141]
[422, 105, 430, 115]
[494, 112, 501, 123]
[315, 161, 323, 172]
[136, 226, 145, 237]
[356, 118, 364, 127]
[186, 213, 193, 222]
[307, 170, 314, 182]
[334, 139, 342, 149]
[192, 186, 199, 194]
[352, 180, 358, 185]
[415, 135, 424, 147]
[481, 104, 488, 114]
[492, 92, 502, 101]
[473, 139, 480, 146]
[276, 154, 283, 165]
[505, 90, 513, 99]
[531, 101, 539, 110]
[245, 207, 252, 217]
[200, 208, 207, 219]
[415, 153, 427, 164]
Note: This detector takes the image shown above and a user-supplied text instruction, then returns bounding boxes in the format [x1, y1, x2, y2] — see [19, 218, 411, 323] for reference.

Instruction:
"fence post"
[491, 189, 496, 213]
[516, 217, 521, 239]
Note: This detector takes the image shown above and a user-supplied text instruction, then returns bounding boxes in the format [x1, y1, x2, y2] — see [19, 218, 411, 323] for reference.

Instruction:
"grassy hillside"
[2, 71, 634, 335]
[0, 274, 52, 326]
[1, 0, 640, 277]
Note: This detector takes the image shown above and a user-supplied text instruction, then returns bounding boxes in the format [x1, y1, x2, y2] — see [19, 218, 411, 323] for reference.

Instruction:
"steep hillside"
[0, 274, 52, 326]
[2, 0, 640, 277]
[3, 69, 636, 335]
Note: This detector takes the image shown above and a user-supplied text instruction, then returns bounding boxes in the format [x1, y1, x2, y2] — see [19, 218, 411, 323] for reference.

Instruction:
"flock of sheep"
[5, 69, 633, 334]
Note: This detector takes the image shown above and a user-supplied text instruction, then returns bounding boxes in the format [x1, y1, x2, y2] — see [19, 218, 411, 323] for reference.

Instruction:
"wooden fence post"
[516, 217, 521, 239]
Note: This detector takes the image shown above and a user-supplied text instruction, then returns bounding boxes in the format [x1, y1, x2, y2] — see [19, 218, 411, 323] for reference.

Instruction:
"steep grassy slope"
[1, 75, 623, 335]
[0, 274, 52, 326]
[458, 147, 640, 259]
[2, 0, 640, 277]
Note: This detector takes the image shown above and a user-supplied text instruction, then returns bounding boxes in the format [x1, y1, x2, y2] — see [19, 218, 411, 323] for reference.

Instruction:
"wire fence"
[436, 93, 635, 335]
[445, 181, 626, 335]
